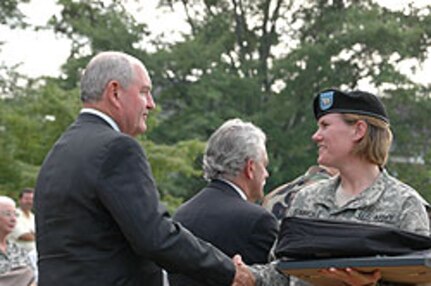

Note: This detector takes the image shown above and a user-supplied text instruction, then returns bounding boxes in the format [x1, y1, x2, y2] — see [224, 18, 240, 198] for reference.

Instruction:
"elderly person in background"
[0, 196, 35, 286]
[249, 88, 430, 286]
[169, 118, 278, 286]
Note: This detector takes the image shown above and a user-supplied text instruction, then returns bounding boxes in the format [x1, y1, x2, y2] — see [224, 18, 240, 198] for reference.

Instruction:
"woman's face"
[311, 113, 356, 168]
[0, 202, 17, 236]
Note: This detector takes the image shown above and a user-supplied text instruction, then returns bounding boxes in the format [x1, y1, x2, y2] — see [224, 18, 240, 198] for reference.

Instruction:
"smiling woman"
[248, 88, 431, 286]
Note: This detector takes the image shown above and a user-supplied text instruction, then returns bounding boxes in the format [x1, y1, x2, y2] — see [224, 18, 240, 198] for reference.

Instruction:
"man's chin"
[317, 156, 326, 165]
[134, 124, 147, 136]
[140, 122, 148, 133]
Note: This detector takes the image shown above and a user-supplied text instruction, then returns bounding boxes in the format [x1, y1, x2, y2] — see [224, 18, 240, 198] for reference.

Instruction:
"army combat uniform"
[262, 165, 335, 224]
[251, 170, 430, 286]
[286, 169, 429, 235]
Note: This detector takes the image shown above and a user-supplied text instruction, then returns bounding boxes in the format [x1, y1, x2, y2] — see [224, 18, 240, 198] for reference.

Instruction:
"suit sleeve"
[246, 211, 278, 263]
[96, 136, 235, 286]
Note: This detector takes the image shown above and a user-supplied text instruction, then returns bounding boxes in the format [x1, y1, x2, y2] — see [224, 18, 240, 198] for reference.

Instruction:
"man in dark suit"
[35, 51, 254, 286]
[169, 118, 278, 286]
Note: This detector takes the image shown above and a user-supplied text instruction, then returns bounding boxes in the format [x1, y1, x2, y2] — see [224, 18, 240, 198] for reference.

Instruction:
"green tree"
[384, 87, 431, 200]
[40, 0, 208, 206]
[0, 0, 33, 197]
[1, 0, 30, 95]
[151, 0, 431, 197]
[0, 0, 29, 27]
[48, 0, 150, 89]
[2, 0, 431, 204]
[0, 81, 80, 197]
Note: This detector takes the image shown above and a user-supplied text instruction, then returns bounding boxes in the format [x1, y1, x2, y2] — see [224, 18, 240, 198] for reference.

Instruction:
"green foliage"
[141, 139, 206, 200]
[160, 193, 184, 215]
[0, 81, 79, 196]
[2, 0, 431, 206]
[152, 0, 431, 198]
[0, 134, 22, 196]
[0, 0, 30, 27]
[149, 66, 263, 143]
[49, 0, 150, 88]
[0, 76, 205, 210]
[382, 87, 431, 195]
[3, 82, 79, 164]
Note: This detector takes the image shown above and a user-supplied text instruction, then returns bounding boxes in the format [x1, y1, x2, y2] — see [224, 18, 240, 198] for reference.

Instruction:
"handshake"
[231, 255, 255, 286]
[229, 255, 381, 286]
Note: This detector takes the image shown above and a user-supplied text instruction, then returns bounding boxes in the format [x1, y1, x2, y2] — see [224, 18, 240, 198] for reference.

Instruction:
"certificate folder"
[276, 251, 431, 285]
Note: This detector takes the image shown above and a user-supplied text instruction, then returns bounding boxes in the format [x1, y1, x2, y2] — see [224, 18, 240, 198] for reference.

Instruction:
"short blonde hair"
[342, 114, 393, 167]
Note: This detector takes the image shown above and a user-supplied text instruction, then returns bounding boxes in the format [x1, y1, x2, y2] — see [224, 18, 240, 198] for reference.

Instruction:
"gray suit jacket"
[35, 113, 235, 286]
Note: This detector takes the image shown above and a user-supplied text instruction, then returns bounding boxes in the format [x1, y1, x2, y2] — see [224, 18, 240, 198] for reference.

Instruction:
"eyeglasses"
[0, 210, 19, 218]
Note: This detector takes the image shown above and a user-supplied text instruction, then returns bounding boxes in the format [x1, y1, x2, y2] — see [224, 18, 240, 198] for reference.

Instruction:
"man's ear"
[106, 81, 121, 108]
[244, 159, 255, 180]
[353, 120, 367, 142]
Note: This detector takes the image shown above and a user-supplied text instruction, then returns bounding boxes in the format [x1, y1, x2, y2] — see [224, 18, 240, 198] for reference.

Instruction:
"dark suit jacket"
[35, 113, 235, 286]
[169, 179, 278, 286]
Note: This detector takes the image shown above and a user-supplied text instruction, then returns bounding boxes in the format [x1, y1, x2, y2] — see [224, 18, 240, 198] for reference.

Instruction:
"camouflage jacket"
[285, 169, 430, 235]
[262, 165, 334, 223]
[251, 170, 430, 286]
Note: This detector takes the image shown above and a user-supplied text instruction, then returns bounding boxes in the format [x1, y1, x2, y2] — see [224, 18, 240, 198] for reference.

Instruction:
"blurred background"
[1, 0, 431, 212]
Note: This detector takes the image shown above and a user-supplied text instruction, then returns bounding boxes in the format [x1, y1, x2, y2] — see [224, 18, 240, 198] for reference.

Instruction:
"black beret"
[313, 88, 389, 123]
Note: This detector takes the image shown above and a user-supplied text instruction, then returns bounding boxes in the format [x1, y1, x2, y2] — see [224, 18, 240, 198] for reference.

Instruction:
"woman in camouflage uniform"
[250, 88, 430, 286]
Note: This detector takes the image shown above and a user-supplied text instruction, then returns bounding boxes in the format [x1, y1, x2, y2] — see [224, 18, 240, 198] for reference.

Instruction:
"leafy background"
[1, 0, 431, 212]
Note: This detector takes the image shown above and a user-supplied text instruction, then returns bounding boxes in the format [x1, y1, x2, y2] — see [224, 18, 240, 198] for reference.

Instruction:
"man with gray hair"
[169, 118, 278, 286]
[35, 51, 254, 286]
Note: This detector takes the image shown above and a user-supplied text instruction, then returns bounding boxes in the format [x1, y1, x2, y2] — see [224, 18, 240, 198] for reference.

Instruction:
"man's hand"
[231, 254, 255, 286]
[319, 267, 381, 286]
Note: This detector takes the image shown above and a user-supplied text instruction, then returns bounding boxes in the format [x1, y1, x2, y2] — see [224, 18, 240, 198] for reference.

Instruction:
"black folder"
[276, 251, 431, 285]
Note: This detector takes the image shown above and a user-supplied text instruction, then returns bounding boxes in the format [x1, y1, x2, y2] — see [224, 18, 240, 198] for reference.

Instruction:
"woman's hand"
[319, 267, 381, 286]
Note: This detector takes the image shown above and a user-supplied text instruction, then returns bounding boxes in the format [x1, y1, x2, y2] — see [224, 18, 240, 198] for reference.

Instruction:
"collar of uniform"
[219, 179, 248, 201]
[328, 170, 387, 212]
[80, 108, 120, 132]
